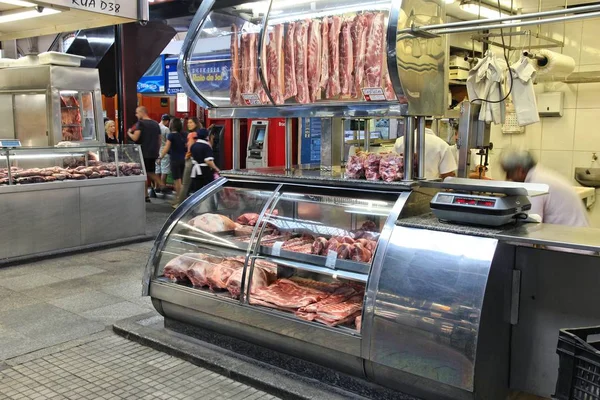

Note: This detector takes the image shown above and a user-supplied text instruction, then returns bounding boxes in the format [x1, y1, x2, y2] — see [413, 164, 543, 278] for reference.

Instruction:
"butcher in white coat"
[500, 149, 589, 227]
[394, 121, 457, 180]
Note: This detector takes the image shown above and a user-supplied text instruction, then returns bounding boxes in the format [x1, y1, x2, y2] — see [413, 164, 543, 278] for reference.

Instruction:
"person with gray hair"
[500, 148, 589, 227]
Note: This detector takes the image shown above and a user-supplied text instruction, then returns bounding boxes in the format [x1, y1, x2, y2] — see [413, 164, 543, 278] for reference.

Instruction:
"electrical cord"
[468, 0, 515, 105]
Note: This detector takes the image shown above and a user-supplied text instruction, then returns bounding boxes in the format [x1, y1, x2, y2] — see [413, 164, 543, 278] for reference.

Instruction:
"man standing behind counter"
[127, 106, 164, 203]
[500, 149, 589, 227]
[393, 120, 457, 179]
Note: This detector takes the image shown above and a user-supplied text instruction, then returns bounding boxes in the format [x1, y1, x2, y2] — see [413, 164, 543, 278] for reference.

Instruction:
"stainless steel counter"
[499, 223, 600, 254]
[0, 175, 146, 263]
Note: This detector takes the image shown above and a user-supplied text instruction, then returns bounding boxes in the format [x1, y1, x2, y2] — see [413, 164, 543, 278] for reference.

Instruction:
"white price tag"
[242, 93, 261, 106]
[326, 250, 338, 268]
[272, 241, 284, 257]
[361, 87, 386, 101]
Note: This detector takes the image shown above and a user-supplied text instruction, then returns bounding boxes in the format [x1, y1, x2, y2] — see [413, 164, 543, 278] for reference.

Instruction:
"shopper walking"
[127, 106, 164, 203]
[190, 128, 220, 192]
[155, 114, 171, 194]
[159, 118, 187, 201]
[172, 117, 203, 208]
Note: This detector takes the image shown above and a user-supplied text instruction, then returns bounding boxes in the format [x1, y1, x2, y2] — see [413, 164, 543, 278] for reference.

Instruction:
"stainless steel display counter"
[143, 170, 600, 400]
[0, 145, 147, 264]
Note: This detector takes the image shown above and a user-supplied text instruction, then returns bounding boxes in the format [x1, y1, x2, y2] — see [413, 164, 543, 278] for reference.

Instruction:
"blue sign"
[189, 59, 230, 91]
[137, 55, 165, 94]
[165, 58, 182, 95]
[300, 118, 321, 165]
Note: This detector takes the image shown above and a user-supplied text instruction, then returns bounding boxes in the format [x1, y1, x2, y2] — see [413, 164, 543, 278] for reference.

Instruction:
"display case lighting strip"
[0, 0, 36, 6]
[0, 7, 61, 24]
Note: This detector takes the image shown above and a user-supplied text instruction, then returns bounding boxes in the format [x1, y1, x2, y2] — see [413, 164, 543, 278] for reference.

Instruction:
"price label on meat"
[272, 241, 284, 257]
[362, 88, 386, 102]
[242, 93, 261, 106]
[325, 250, 338, 269]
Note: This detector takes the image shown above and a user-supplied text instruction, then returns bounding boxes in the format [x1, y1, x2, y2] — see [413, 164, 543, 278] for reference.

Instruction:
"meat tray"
[173, 230, 253, 252]
[259, 245, 370, 275]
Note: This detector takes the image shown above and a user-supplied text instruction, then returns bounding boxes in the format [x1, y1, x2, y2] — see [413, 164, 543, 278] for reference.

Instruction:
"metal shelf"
[261, 255, 368, 283]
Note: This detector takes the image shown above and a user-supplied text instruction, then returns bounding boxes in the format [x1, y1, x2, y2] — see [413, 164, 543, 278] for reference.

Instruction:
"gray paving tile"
[47, 291, 125, 313]
[0, 273, 63, 291]
[42, 265, 106, 280]
[80, 301, 153, 325]
[96, 281, 145, 303]
[0, 291, 43, 313]
[25, 278, 90, 302]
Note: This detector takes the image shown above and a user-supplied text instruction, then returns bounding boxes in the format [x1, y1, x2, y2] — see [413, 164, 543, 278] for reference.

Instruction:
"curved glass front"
[184, 0, 400, 108]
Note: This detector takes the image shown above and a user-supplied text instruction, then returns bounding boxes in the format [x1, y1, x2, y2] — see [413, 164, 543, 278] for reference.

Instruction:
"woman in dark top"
[173, 117, 204, 209]
[159, 118, 187, 198]
[190, 128, 220, 193]
[105, 120, 118, 144]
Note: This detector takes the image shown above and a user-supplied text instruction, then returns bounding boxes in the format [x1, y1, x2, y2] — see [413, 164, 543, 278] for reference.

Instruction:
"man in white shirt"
[394, 121, 457, 180]
[155, 114, 172, 194]
[500, 149, 589, 227]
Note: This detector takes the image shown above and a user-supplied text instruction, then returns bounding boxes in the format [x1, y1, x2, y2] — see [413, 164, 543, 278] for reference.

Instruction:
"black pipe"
[115, 24, 124, 144]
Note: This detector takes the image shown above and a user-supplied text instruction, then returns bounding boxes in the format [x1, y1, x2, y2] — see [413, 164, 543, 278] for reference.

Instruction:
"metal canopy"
[0, 0, 148, 41]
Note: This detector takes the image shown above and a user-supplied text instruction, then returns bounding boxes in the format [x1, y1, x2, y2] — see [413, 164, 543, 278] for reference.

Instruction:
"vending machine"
[299, 118, 322, 165]
[246, 118, 297, 169]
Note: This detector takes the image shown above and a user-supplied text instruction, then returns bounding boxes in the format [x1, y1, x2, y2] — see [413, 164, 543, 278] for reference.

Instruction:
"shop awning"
[0, 0, 148, 41]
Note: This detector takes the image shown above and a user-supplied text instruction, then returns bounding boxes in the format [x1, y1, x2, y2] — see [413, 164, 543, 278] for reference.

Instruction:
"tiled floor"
[0, 333, 279, 400]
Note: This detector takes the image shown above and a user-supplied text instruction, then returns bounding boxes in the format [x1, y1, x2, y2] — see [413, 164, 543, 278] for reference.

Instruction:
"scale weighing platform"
[430, 178, 549, 227]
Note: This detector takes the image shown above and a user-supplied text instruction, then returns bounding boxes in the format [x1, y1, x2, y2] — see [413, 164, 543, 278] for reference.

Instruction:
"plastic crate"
[555, 327, 600, 400]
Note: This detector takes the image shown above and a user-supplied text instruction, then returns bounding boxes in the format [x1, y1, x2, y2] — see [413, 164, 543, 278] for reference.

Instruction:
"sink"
[575, 168, 600, 187]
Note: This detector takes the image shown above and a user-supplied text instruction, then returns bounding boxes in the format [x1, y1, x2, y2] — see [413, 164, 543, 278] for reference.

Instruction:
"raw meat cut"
[307, 19, 322, 103]
[361, 220, 378, 232]
[379, 152, 404, 182]
[283, 22, 297, 99]
[356, 238, 377, 252]
[311, 237, 329, 255]
[187, 214, 237, 233]
[206, 259, 243, 290]
[267, 24, 285, 105]
[226, 266, 270, 298]
[363, 153, 382, 181]
[339, 19, 354, 96]
[352, 14, 369, 97]
[237, 213, 260, 226]
[364, 13, 385, 89]
[294, 21, 310, 104]
[351, 243, 372, 263]
[230, 25, 241, 105]
[301, 286, 357, 313]
[61, 95, 83, 141]
[315, 295, 363, 326]
[355, 315, 362, 331]
[249, 278, 328, 309]
[316, 310, 362, 327]
[333, 236, 355, 245]
[186, 261, 213, 287]
[345, 152, 366, 179]
[325, 238, 341, 253]
[320, 17, 330, 90]
[288, 277, 344, 293]
[326, 16, 342, 98]
[241, 33, 258, 95]
[234, 224, 254, 236]
[337, 243, 352, 259]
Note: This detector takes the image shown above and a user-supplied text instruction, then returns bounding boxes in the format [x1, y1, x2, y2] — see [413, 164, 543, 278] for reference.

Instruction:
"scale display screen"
[452, 197, 497, 207]
[254, 127, 266, 143]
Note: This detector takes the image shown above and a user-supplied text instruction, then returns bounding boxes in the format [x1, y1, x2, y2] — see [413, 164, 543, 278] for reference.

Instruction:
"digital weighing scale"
[430, 178, 549, 227]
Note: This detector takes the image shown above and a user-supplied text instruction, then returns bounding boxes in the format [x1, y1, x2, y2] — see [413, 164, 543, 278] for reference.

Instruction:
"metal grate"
[573, 358, 600, 399]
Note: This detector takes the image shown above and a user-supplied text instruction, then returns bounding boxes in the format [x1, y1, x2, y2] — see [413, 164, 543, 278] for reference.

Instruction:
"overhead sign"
[138, 56, 165, 94]
[48, 0, 139, 18]
[189, 58, 231, 92]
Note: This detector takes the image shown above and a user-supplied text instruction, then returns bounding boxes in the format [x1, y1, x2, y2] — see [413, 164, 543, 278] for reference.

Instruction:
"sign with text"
[47, 0, 138, 18]
[189, 60, 231, 92]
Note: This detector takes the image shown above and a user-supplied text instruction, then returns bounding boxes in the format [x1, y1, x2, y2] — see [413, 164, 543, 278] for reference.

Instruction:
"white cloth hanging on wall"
[466, 51, 506, 124]
[510, 56, 540, 127]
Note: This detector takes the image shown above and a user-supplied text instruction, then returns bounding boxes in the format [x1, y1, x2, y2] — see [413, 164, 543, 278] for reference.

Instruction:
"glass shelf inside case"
[154, 184, 279, 300]
[245, 190, 395, 333]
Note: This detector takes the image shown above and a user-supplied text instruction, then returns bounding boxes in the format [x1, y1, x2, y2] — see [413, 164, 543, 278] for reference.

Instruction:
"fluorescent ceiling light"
[445, 0, 456, 3]
[459, 2, 510, 19]
[0, 0, 36, 6]
[0, 7, 60, 23]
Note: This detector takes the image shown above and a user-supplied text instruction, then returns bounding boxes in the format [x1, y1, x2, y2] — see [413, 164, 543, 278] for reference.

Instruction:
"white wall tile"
[544, 82, 577, 109]
[572, 151, 600, 170]
[488, 149, 504, 181]
[574, 109, 600, 151]
[490, 123, 511, 150]
[540, 109, 576, 151]
[540, 150, 575, 182]
[576, 83, 600, 109]
[514, 122, 542, 150]
[580, 19, 600, 65]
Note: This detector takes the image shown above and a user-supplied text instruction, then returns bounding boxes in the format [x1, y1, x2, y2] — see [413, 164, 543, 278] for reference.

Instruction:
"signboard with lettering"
[189, 58, 231, 92]
[137, 56, 165, 94]
[47, 0, 138, 19]
[165, 58, 182, 95]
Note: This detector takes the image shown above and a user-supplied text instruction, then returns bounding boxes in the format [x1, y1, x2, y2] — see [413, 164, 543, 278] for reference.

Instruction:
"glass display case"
[150, 179, 396, 332]
[0, 144, 145, 187]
